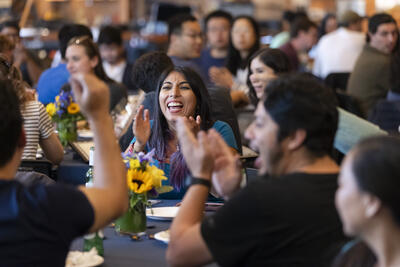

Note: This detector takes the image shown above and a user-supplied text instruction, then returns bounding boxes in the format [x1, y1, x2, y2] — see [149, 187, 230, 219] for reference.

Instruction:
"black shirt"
[0, 179, 94, 267]
[201, 173, 347, 267]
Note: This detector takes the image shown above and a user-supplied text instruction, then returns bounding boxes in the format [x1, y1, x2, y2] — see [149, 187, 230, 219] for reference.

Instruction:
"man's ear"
[18, 128, 26, 148]
[287, 129, 306, 151]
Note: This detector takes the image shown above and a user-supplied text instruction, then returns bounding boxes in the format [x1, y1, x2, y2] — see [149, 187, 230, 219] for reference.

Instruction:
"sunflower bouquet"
[46, 90, 84, 146]
[115, 149, 172, 234]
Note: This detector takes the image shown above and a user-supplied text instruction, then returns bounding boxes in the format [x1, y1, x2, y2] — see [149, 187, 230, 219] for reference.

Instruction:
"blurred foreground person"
[0, 73, 127, 266]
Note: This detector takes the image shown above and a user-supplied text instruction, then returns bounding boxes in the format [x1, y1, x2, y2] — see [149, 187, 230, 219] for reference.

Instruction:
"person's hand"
[69, 73, 109, 121]
[209, 67, 234, 89]
[187, 115, 201, 136]
[13, 42, 27, 65]
[132, 105, 150, 151]
[207, 129, 242, 199]
[176, 117, 214, 179]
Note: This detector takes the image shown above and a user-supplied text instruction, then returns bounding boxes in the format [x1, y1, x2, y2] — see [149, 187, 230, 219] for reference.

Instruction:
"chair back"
[19, 159, 56, 180]
[325, 72, 351, 91]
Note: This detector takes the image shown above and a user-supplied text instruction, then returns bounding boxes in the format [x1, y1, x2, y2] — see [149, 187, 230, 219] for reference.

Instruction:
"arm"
[167, 118, 214, 266]
[131, 105, 151, 153]
[70, 73, 128, 233]
[36, 102, 64, 164]
[39, 133, 64, 165]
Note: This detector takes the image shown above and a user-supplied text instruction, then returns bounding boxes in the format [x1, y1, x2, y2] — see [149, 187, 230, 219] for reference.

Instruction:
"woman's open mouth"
[167, 101, 184, 113]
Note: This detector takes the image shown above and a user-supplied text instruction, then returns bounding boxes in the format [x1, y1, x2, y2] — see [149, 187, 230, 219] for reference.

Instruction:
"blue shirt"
[195, 48, 226, 84]
[0, 179, 94, 266]
[130, 120, 238, 199]
[37, 64, 70, 105]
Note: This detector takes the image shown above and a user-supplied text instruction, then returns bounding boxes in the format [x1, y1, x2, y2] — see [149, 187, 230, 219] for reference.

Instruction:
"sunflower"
[127, 169, 153, 194]
[146, 165, 167, 188]
[46, 103, 56, 117]
[67, 103, 80, 114]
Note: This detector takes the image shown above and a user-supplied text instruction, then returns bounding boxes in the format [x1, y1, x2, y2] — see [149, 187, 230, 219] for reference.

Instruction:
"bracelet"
[190, 177, 211, 189]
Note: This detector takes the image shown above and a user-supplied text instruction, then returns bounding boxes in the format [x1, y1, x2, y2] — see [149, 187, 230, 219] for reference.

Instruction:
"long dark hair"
[246, 48, 290, 105]
[148, 66, 214, 189]
[67, 35, 113, 83]
[351, 136, 400, 226]
[226, 16, 260, 75]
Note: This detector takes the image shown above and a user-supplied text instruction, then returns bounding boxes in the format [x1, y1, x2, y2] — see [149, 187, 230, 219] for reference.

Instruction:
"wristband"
[190, 177, 211, 189]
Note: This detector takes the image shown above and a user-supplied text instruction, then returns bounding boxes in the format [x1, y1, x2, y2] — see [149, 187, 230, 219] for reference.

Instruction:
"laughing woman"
[127, 66, 238, 199]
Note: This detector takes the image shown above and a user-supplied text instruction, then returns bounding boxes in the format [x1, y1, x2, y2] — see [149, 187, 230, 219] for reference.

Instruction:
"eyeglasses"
[182, 32, 203, 40]
[68, 35, 91, 46]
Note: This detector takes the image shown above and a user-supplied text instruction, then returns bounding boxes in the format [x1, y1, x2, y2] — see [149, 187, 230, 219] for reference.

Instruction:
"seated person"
[126, 66, 238, 199]
[0, 55, 63, 164]
[368, 48, 400, 133]
[63, 35, 127, 112]
[334, 136, 400, 267]
[0, 73, 127, 266]
[167, 73, 347, 266]
[118, 51, 174, 151]
[37, 24, 93, 105]
[97, 25, 136, 93]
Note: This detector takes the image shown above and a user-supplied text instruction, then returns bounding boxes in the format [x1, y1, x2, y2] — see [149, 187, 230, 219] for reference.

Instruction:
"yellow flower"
[46, 103, 56, 117]
[55, 95, 60, 102]
[127, 169, 153, 194]
[146, 165, 167, 188]
[67, 103, 80, 114]
[129, 159, 140, 170]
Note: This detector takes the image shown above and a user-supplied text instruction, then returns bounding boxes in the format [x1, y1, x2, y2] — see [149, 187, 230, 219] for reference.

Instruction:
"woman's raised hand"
[132, 105, 150, 151]
[209, 67, 234, 90]
[186, 115, 201, 135]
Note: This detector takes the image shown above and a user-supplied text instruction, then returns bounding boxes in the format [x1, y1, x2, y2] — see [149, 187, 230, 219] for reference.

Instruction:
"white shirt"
[103, 60, 127, 83]
[313, 28, 365, 79]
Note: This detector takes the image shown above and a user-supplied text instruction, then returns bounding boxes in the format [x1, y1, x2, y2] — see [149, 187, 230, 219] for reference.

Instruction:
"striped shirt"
[21, 101, 54, 160]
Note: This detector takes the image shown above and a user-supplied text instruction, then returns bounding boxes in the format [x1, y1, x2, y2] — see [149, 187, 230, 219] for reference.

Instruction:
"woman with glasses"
[64, 35, 127, 112]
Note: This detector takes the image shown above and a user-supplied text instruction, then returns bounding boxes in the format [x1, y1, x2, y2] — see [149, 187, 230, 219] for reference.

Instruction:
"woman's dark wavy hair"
[148, 66, 214, 189]
[246, 48, 290, 105]
[263, 73, 338, 157]
[351, 136, 400, 226]
[226, 15, 260, 75]
[67, 35, 113, 83]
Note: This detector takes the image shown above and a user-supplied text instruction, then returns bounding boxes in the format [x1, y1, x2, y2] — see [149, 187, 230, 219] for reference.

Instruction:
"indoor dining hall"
[1, 0, 400, 266]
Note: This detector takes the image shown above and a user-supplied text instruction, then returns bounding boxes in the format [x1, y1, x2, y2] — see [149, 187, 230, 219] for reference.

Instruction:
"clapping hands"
[176, 118, 242, 199]
[132, 105, 151, 151]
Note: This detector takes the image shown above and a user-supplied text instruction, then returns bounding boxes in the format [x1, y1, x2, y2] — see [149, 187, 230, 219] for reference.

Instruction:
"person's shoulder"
[212, 120, 233, 133]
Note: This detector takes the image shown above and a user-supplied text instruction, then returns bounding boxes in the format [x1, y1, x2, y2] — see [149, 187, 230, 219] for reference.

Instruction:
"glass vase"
[115, 200, 147, 234]
[57, 120, 77, 147]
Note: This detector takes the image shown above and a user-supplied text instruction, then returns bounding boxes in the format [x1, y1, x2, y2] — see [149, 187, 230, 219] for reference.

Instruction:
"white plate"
[65, 249, 104, 267]
[154, 230, 170, 244]
[78, 130, 93, 139]
[146, 207, 179, 221]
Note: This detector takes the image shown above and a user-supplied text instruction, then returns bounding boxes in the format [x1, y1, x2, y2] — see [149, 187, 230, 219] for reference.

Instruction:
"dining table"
[69, 199, 219, 267]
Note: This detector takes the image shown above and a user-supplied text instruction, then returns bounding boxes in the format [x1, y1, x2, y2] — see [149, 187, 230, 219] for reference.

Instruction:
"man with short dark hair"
[37, 24, 92, 105]
[0, 19, 44, 86]
[280, 17, 318, 72]
[196, 10, 232, 81]
[98, 25, 135, 93]
[167, 13, 204, 78]
[347, 13, 398, 117]
[313, 10, 365, 78]
[0, 73, 127, 266]
[167, 73, 347, 266]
